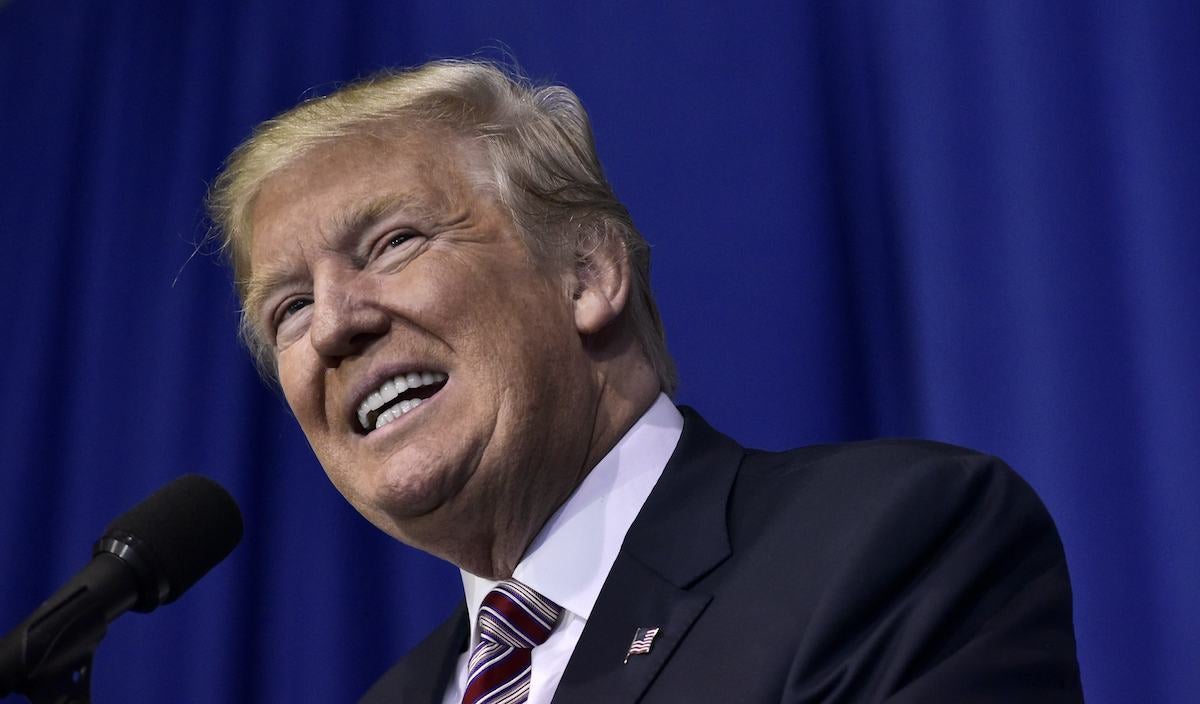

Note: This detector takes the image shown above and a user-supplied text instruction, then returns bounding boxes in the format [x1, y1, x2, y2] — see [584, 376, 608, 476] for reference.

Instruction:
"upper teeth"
[357, 371, 446, 432]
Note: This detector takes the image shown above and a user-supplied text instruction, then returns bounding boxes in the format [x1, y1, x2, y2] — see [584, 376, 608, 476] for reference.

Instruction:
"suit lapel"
[358, 603, 467, 704]
[552, 408, 745, 704]
[550, 553, 711, 703]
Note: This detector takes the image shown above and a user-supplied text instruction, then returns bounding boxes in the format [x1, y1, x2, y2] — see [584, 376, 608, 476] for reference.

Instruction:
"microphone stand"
[2, 474, 242, 703]
[0, 552, 141, 704]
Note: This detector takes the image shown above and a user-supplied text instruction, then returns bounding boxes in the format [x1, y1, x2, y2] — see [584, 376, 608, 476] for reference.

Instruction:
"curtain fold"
[1, 2, 1194, 701]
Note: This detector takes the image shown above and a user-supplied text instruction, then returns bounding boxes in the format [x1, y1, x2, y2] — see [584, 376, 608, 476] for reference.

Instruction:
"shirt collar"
[460, 393, 684, 636]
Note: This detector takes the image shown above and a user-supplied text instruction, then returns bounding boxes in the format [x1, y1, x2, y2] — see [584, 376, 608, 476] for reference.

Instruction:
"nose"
[308, 270, 389, 363]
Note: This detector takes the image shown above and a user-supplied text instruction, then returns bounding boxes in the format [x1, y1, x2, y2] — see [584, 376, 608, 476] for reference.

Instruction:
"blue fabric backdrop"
[1, 2, 1196, 702]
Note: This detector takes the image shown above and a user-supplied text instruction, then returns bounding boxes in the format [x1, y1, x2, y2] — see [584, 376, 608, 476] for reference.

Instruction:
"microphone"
[0, 474, 243, 701]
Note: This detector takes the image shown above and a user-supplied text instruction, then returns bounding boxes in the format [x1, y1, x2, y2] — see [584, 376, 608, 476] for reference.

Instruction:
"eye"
[385, 232, 412, 249]
[367, 229, 425, 271]
[272, 297, 311, 331]
[283, 298, 311, 316]
[373, 229, 423, 259]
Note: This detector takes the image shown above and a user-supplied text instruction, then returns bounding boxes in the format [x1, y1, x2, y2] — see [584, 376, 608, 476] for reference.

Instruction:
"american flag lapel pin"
[624, 626, 661, 663]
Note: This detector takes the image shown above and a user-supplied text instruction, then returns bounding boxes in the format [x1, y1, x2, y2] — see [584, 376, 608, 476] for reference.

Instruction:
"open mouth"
[355, 371, 447, 434]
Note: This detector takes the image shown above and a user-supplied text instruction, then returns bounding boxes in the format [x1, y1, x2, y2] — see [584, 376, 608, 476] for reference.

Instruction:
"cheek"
[277, 348, 325, 430]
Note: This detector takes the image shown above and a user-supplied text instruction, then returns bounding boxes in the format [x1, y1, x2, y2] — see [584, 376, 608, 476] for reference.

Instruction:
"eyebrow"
[326, 192, 431, 256]
[242, 192, 431, 322]
[242, 266, 304, 325]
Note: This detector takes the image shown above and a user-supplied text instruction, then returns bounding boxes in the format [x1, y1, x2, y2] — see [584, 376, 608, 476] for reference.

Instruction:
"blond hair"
[208, 59, 677, 394]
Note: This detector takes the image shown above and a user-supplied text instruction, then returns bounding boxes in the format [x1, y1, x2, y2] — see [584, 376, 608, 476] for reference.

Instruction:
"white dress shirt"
[440, 393, 684, 704]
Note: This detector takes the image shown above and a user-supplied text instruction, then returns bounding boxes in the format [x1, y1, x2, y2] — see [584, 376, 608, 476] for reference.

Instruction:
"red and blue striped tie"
[462, 580, 562, 704]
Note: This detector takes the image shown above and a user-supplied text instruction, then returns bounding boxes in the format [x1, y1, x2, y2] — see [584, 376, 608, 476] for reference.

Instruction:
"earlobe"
[572, 235, 631, 336]
[574, 287, 619, 335]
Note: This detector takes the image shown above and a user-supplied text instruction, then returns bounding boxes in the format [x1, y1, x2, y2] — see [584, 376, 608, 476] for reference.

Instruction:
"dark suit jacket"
[362, 409, 1083, 703]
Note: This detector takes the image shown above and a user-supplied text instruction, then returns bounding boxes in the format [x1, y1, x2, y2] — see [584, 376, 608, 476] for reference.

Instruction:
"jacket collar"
[358, 603, 467, 704]
[551, 407, 745, 703]
[620, 407, 742, 586]
[362, 407, 744, 704]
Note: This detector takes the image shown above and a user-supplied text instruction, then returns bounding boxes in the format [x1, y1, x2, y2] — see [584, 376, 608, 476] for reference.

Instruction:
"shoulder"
[742, 435, 1021, 485]
[719, 436, 1070, 627]
[734, 437, 1051, 533]
[709, 438, 1081, 699]
[358, 604, 467, 704]
[670, 409, 1061, 575]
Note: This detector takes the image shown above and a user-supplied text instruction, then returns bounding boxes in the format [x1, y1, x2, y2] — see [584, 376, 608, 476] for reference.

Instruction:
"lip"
[347, 363, 447, 427]
[359, 374, 449, 445]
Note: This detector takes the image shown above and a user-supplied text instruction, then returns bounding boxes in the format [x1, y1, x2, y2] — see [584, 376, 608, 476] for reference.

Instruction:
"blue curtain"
[1, 2, 1195, 702]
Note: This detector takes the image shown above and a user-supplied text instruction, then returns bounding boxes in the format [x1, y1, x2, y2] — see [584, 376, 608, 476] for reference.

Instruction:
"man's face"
[246, 128, 599, 569]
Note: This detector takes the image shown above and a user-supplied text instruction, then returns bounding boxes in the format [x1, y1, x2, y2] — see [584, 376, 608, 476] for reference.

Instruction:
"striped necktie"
[462, 580, 562, 704]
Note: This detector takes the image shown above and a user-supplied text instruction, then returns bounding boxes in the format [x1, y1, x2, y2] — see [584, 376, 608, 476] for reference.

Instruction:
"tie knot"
[477, 580, 562, 649]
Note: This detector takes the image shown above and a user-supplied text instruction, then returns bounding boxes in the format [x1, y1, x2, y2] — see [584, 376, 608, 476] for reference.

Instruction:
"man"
[209, 60, 1083, 702]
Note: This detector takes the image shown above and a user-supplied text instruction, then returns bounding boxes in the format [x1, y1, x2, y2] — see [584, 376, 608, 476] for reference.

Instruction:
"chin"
[362, 450, 471, 523]
[366, 485, 489, 562]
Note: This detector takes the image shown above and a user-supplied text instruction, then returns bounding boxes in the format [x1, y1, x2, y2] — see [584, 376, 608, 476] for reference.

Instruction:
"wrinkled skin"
[246, 127, 656, 577]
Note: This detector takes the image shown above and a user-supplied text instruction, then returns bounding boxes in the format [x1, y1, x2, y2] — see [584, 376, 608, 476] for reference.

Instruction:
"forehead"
[247, 126, 489, 265]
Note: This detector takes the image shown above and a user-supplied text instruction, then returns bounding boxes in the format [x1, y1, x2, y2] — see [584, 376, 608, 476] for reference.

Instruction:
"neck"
[477, 346, 661, 579]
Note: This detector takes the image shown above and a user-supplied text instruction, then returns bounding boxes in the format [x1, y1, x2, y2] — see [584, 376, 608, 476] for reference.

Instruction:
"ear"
[571, 231, 631, 336]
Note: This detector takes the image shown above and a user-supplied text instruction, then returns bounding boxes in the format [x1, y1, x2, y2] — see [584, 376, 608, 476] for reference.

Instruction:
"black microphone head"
[99, 474, 243, 609]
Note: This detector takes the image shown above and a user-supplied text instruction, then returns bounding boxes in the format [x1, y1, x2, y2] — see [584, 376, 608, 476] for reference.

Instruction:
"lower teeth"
[374, 397, 423, 431]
